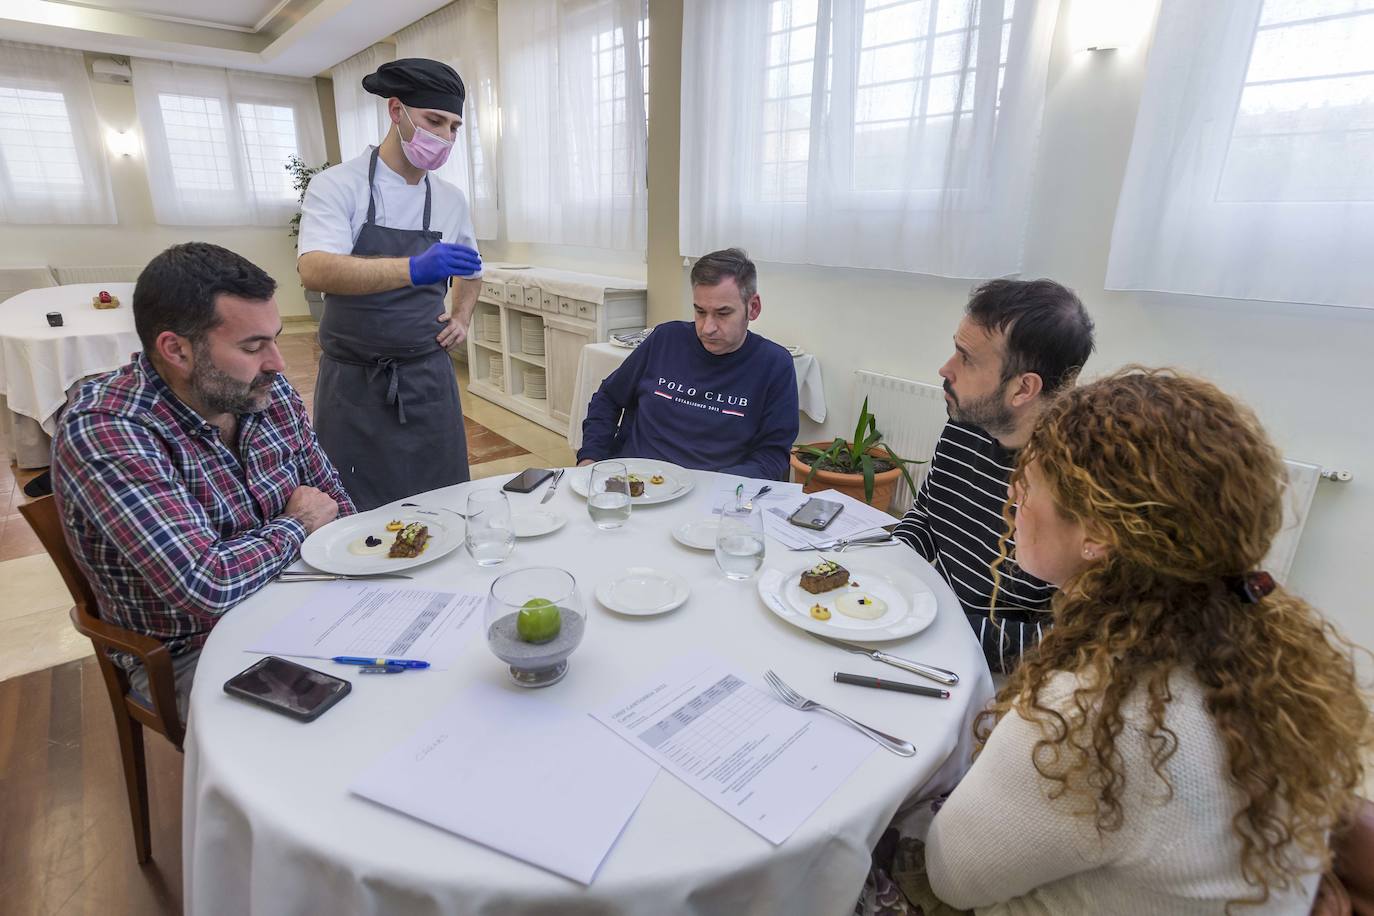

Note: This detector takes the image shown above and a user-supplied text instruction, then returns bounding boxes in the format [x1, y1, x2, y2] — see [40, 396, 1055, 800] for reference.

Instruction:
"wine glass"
[587, 460, 632, 529]
[466, 489, 514, 566]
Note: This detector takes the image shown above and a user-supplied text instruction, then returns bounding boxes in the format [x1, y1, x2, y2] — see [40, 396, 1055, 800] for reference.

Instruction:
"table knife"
[276, 572, 414, 582]
[806, 630, 959, 685]
[540, 468, 565, 504]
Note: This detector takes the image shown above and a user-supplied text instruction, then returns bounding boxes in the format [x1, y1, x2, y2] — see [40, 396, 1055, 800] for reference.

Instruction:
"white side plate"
[595, 567, 691, 616]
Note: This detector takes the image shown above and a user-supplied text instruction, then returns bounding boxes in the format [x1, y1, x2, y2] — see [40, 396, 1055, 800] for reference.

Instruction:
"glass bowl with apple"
[486, 567, 586, 687]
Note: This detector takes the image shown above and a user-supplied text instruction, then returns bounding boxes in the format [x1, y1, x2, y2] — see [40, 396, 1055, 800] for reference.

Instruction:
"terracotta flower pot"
[790, 444, 903, 510]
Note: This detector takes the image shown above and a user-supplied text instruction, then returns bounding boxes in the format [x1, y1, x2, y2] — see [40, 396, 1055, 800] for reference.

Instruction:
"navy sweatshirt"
[577, 322, 799, 480]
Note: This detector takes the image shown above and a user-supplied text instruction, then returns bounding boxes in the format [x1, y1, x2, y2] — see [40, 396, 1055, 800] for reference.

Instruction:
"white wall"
[656, 5, 1374, 651]
[0, 65, 341, 318]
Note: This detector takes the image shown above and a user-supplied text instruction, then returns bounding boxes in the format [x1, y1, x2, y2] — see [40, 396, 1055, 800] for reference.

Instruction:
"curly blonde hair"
[980, 367, 1371, 910]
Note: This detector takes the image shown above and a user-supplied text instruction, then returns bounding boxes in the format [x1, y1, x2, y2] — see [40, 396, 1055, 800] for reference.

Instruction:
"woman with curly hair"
[909, 369, 1371, 914]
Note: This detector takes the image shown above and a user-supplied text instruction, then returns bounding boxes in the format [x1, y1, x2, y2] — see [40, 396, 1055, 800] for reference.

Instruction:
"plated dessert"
[606, 474, 646, 497]
[388, 522, 430, 558]
[800, 559, 849, 594]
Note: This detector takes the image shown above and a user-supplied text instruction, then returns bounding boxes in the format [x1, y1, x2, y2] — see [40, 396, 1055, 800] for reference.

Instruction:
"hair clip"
[1227, 571, 1276, 604]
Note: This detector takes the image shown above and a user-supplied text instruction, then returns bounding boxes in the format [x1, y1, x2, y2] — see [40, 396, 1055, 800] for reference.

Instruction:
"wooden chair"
[18, 496, 184, 864]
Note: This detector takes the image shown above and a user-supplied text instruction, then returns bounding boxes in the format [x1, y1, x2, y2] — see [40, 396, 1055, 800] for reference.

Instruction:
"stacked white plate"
[489, 360, 505, 392]
[523, 366, 547, 400]
[520, 315, 545, 355]
[481, 312, 501, 344]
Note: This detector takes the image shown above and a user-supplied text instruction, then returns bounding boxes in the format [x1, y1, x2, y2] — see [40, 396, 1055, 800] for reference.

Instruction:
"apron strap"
[365, 146, 433, 233]
[365, 147, 380, 226]
[367, 357, 408, 425]
[422, 174, 432, 232]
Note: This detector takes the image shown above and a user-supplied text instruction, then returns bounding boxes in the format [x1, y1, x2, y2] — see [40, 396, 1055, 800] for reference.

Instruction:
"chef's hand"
[436, 311, 468, 350]
[409, 243, 482, 286]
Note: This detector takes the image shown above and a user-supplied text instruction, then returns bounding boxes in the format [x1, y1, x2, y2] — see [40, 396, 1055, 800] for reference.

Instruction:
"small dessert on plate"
[388, 522, 430, 558]
[385, 519, 404, 532]
[800, 559, 849, 594]
[607, 474, 645, 497]
[809, 603, 831, 621]
[649, 474, 665, 485]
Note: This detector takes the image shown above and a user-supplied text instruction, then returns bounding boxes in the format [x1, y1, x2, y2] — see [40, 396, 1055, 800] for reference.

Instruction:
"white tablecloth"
[567, 342, 827, 450]
[183, 469, 992, 916]
[0, 282, 138, 437]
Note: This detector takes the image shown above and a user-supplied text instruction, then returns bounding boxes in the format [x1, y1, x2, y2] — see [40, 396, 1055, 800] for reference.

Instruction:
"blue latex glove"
[409, 243, 482, 286]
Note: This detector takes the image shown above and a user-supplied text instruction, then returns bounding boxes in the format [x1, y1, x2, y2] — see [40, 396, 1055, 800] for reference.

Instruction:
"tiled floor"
[0, 320, 577, 684]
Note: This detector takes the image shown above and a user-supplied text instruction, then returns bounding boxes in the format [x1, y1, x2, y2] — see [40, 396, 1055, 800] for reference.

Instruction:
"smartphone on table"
[502, 468, 555, 494]
[223, 656, 351, 722]
[789, 497, 844, 531]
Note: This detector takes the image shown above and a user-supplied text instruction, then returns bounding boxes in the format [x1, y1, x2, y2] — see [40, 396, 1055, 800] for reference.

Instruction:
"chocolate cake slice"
[388, 522, 430, 558]
[800, 559, 849, 594]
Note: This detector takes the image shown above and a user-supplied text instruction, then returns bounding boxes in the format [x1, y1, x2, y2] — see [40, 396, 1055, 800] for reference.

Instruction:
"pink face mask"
[400, 106, 454, 171]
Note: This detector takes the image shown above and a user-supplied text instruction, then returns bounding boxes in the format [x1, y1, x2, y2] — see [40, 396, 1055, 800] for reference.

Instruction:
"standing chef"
[298, 58, 482, 510]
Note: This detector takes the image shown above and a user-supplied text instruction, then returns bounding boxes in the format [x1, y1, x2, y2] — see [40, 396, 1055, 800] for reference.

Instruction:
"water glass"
[466, 489, 514, 566]
[715, 498, 765, 580]
[587, 460, 633, 530]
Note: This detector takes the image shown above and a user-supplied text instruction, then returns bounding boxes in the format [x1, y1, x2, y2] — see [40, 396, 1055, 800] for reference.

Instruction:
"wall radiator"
[852, 369, 1326, 582]
[851, 369, 948, 514]
[52, 265, 145, 285]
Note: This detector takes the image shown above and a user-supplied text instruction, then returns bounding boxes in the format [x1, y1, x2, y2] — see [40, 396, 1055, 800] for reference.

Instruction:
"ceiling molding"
[0, 0, 450, 76]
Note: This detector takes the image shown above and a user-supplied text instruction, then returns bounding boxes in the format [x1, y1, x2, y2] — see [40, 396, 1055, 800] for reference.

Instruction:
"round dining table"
[0, 282, 138, 466]
[183, 469, 994, 916]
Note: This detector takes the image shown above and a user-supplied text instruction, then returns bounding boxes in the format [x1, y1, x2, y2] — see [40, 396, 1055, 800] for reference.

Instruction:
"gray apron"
[314, 147, 470, 511]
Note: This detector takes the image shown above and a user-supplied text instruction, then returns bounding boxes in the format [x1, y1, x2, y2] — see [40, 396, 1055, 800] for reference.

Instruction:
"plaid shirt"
[52, 354, 355, 667]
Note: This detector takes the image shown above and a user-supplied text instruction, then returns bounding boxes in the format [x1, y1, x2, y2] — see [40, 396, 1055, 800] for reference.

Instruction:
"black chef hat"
[362, 58, 465, 117]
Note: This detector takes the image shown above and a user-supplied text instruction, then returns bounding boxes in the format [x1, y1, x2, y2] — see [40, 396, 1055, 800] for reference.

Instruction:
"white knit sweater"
[925, 670, 1319, 914]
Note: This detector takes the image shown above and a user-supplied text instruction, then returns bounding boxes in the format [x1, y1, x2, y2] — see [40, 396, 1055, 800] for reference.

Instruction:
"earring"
[1082, 547, 1096, 560]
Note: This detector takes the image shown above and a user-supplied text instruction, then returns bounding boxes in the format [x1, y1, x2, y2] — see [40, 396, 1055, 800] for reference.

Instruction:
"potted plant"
[790, 398, 926, 509]
[286, 154, 332, 322]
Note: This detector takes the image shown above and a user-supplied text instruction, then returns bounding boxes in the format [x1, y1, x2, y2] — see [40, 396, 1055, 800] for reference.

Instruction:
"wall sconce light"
[1070, 0, 1156, 52]
[106, 128, 139, 158]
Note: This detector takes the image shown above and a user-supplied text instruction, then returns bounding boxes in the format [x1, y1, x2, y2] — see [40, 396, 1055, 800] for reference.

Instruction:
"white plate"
[672, 517, 720, 551]
[595, 567, 691, 616]
[511, 510, 566, 538]
[569, 459, 694, 506]
[301, 506, 463, 575]
[755, 555, 937, 641]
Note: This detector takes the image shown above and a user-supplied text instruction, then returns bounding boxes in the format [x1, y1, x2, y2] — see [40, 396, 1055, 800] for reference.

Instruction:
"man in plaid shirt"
[52, 243, 354, 720]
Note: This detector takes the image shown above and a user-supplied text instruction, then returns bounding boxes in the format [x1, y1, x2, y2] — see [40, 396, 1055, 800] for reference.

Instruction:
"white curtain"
[331, 43, 395, 162]
[1106, 0, 1374, 309]
[679, 0, 1059, 277]
[0, 40, 116, 225]
[396, 0, 501, 240]
[131, 59, 327, 227]
[499, 0, 649, 250]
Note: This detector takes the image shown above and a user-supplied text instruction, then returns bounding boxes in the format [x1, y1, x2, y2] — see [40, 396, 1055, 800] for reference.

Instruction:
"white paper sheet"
[248, 583, 484, 667]
[762, 488, 901, 550]
[592, 653, 875, 844]
[351, 684, 659, 884]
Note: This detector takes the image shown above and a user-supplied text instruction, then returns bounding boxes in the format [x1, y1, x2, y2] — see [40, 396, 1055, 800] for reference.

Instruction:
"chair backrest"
[17, 496, 184, 748]
[17, 495, 97, 610]
[0, 265, 57, 303]
[52, 265, 145, 285]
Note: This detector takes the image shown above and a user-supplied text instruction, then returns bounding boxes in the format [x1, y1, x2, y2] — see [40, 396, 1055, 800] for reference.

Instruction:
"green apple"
[516, 597, 561, 644]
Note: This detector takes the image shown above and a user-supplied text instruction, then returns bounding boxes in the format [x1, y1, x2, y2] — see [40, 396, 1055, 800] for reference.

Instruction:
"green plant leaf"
[859, 452, 875, 504]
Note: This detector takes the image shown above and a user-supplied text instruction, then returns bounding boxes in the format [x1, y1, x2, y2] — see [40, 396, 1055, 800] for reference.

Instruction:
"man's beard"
[190, 343, 276, 415]
[944, 380, 1015, 438]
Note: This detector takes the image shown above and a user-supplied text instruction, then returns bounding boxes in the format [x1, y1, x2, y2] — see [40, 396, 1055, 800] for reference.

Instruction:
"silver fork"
[763, 670, 916, 757]
[742, 485, 772, 509]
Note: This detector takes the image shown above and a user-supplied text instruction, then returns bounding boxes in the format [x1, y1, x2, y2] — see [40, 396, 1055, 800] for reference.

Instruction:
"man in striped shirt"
[52, 243, 353, 720]
[895, 279, 1094, 674]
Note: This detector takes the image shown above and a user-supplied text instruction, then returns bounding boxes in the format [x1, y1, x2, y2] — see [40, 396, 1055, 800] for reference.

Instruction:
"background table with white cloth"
[183, 468, 993, 916]
[0, 282, 138, 467]
[567, 341, 827, 450]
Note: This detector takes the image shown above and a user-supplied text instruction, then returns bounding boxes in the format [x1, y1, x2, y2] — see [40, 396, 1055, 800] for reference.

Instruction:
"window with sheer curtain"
[1106, 0, 1374, 308]
[131, 59, 326, 227]
[499, 0, 649, 250]
[0, 41, 115, 225]
[330, 43, 395, 163]
[680, 0, 1059, 277]
[395, 0, 502, 240]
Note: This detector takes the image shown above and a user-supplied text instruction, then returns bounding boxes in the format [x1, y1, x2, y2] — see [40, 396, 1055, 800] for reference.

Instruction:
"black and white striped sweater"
[894, 422, 1055, 673]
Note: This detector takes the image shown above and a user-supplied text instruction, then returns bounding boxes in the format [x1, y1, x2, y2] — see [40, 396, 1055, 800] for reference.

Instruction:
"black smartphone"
[788, 497, 844, 531]
[502, 467, 554, 494]
[223, 656, 351, 722]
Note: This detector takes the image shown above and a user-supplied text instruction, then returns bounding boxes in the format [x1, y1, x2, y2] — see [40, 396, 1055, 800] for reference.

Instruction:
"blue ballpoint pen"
[333, 656, 430, 669]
